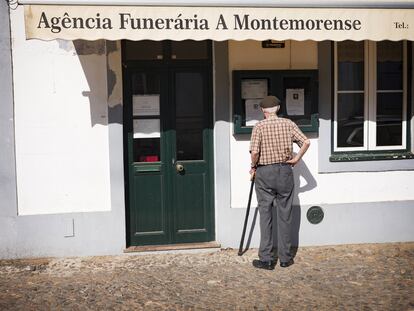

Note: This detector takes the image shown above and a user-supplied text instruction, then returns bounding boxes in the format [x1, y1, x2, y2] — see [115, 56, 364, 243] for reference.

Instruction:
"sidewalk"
[0, 243, 413, 311]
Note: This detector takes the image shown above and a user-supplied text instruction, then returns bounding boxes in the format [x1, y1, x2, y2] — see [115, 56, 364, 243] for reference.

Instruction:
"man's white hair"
[262, 106, 279, 114]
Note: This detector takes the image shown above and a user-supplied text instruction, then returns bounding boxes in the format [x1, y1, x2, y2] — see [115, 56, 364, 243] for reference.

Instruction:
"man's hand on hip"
[287, 139, 311, 167]
[286, 157, 299, 167]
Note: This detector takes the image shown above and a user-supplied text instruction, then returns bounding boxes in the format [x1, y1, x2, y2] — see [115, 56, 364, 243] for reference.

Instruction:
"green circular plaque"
[307, 206, 324, 224]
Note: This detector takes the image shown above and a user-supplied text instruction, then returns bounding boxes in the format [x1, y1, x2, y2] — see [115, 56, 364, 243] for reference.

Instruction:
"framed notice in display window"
[241, 79, 268, 99]
[233, 70, 319, 134]
[286, 88, 305, 116]
[241, 79, 268, 127]
[245, 99, 263, 126]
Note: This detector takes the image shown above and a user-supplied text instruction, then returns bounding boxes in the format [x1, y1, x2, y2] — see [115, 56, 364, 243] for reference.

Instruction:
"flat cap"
[260, 96, 281, 108]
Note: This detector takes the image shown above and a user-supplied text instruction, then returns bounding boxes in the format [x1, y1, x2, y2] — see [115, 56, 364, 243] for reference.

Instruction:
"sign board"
[24, 5, 414, 41]
[245, 99, 263, 126]
[133, 119, 161, 138]
[133, 95, 160, 116]
[241, 79, 267, 99]
[262, 40, 285, 48]
[286, 88, 305, 116]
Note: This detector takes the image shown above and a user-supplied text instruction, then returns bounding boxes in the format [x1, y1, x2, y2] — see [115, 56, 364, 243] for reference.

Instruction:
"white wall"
[230, 137, 414, 208]
[228, 40, 414, 209]
[229, 40, 318, 70]
[11, 6, 111, 215]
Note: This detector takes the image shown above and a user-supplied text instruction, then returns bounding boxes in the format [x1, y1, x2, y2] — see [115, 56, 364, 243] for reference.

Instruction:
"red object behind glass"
[139, 155, 159, 162]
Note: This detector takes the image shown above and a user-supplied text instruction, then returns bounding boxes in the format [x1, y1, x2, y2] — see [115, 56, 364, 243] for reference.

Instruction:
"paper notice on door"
[133, 94, 160, 116]
[286, 88, 305, 116]
[245, 99, 263, 126]
[241, 79, 268, 99]
[133, 119, 160, 138]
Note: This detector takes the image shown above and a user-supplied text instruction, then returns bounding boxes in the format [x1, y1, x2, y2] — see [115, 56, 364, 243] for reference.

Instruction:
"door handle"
[176, 163, 184, 173]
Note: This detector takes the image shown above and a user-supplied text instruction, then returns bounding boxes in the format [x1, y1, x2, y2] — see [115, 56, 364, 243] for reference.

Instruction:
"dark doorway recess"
[122, 40, 215, 246]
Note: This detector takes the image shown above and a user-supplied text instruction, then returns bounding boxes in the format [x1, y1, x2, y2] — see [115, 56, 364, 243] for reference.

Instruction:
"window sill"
[233, 113, 319, 134]
[329, 152, 414, 162]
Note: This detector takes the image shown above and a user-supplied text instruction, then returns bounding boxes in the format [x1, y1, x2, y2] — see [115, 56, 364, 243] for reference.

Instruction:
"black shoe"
[252, 259, 276, 270]
[280, 259, 294, 268]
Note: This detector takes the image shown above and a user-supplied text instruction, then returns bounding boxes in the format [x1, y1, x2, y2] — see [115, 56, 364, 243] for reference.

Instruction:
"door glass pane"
[175, 72, 204, 160]
[171, 40, 209, 60]
[124, 40, 163, 60]
[376, 41, 404, 147]
[131, 72, 161, 162]
[377, 92, 403, 146]
[337, 93, 364, 147]
[133, 138, 160, 162]
[132, 72, 160, 95]
[337, 41, 364, 91]
[377, 41, 403, 90]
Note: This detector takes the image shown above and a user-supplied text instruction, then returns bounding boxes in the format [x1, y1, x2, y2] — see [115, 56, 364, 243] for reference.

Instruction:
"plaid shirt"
[249, 116, 308, 165]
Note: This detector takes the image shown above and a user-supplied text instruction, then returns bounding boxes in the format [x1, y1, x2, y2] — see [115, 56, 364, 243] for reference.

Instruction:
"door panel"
[174, 171, 208, 240]
[127, 69, 169, 245]
[171, 69, 212, 243]
[133, 172, 168, 244]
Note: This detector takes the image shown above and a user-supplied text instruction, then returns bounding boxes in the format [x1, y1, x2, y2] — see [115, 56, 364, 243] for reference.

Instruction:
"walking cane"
[238, 177, 255, 256]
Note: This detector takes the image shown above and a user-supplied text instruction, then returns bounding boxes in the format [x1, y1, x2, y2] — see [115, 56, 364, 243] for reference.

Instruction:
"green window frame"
[232, 70, 319, 135]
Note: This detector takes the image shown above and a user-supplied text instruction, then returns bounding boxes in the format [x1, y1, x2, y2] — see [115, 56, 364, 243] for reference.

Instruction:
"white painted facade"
[1, 4, 414, 259]
[231, 137, 414, 208]
[11, 7, 112, 215]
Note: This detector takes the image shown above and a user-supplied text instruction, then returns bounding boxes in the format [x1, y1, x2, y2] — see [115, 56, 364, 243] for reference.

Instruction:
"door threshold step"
[124, 241, 221, 253]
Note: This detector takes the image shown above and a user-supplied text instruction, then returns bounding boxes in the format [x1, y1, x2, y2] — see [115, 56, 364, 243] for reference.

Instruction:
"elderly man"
[249, 95, 310, 270]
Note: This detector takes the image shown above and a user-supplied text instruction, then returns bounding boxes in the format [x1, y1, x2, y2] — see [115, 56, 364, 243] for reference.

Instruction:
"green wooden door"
[124, 53, 214, 246]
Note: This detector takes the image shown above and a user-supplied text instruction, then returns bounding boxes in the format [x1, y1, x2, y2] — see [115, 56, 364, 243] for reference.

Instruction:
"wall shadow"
[57, 40, 112, 127]
[289, 158, 317, 254]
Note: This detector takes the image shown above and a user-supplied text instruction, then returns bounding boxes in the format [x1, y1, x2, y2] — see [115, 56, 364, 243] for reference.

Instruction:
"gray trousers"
[255, 163, 294, 263]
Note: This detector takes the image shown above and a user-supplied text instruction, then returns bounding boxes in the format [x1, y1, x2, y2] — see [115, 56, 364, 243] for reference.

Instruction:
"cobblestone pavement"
[0, 243, 413, 311]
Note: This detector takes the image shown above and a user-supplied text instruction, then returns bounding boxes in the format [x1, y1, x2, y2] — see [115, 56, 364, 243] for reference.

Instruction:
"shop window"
[232, 70, 319, 134]
[333, 40, 410, 156]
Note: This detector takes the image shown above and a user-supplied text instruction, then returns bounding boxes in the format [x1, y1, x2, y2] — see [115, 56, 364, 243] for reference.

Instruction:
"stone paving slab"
[0, 243, 413, 311]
